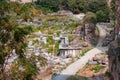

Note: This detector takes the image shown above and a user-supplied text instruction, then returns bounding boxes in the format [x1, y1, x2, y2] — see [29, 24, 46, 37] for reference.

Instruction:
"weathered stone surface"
[82, 42, 88, 47]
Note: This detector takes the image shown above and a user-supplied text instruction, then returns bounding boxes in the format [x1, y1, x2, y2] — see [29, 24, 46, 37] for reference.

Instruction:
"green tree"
[0, 1, 9, 16]
[0, 1, 46, 80]
[67, 0, 89, 13]
[65, 0, 109, 14]
[96, 10, 109, 22]
[0, 15, 35, 79]
[36, 0, 60, 12]
[87, 0, 108, 13]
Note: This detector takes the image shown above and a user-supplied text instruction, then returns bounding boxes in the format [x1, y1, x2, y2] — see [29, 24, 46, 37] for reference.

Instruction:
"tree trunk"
[116, 0, 120, 35]
[108, 0, 120, 80]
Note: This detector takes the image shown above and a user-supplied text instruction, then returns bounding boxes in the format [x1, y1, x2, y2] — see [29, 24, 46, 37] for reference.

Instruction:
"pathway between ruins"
[52, 23, 108, 80]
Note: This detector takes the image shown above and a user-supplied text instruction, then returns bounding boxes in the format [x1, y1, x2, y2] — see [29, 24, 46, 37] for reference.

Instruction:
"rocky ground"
[32, 13, 99, 80]
[77, 53, 109, 80]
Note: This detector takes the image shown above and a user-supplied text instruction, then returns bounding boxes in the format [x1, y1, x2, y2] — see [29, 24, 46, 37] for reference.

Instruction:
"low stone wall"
[59, 49, 81, 58]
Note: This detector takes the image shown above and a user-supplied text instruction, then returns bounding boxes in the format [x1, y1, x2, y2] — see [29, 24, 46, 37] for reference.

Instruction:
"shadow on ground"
[52, 73, 109, 80]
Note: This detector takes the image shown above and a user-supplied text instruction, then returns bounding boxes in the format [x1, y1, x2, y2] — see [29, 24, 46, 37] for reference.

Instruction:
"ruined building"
[108, 0, 120, 80]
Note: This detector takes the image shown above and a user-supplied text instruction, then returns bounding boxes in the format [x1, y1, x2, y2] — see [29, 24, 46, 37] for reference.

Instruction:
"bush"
[96, 10, 109, 22]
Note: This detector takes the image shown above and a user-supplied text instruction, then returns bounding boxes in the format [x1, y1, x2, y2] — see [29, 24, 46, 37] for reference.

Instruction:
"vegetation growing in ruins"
[92, 65, 103, 72]
[0, 0, 115, 79]
[80, 48, 92, 56]
[35, 0, 110, 22]
[0, 1, 47, 79]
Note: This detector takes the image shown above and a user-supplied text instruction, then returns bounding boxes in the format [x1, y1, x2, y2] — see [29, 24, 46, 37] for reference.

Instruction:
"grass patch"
[69, 22, 79, 28]
[92, 65, 102, 72]
[46, 17, 59, 22]
[51, 25, 62, 30]
[68, 36, 75, 42]
[80, 48, 92, 56]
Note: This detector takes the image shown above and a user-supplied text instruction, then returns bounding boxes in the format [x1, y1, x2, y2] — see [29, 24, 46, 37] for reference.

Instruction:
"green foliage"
[10, 55, 46, 80]
[83, 77, 88, 80]
[65, 0, 108, 14]
[46, 17, 59, 22]
[0, 15, 35, 79]
[68, 36, 74, 42]
[47, 36, 55, 44]
[110, 0, 115, 21]
[67, 76, 88, 80]
[54, 42, 60, 53]
[51, 26, 62, 30]
[67, 0, 88, 13]
[37, 55, 47, 67]
[33, 39, 39, 45]
[36, 0, 60, 12]
[111, 0, 115, 12]
[87, 0, 108, 13]
[61, 0, 110, 22]
[67, 76, 79, 80]
[37, 6, 53, 14]
[83, 12, 97, 24]
[1, 0, 110, 23]
[0, 2, 47, 79]
[92, 65, 103, 72]
[96, 10, 109, 22]
[80, 48, 91, 56]
[14, 25, 32, 42]
[69, 22, 79, 28]
[47, 46, 53, 53]
[57, 31, 60, 36]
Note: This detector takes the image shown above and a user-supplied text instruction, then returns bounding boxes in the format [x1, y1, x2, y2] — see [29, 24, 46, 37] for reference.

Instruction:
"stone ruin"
[88, 53, 108, 66]
[59, 34, 82, 58]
